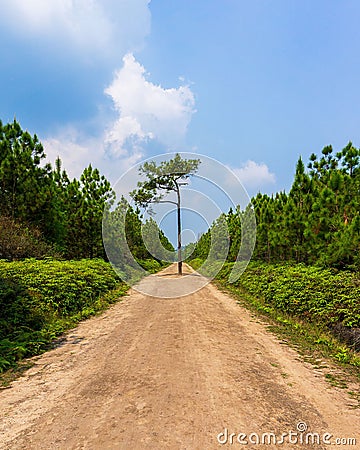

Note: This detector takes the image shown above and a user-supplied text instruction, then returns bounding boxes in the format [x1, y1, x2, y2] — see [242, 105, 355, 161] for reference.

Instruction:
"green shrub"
[0, 258, 126, 371]
[188, 258, 203, 271]
[229, 262, 360, 329]
[0, 216, 58, 260]
[0, 259, 120, 314]
[137, 259, 162, 273]
[189, 259, 360, 352]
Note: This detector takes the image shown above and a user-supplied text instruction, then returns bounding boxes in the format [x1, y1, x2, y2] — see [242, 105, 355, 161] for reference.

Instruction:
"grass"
[0, 361, 35, 389]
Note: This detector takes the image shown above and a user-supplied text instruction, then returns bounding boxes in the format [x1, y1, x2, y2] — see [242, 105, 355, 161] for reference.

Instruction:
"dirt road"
[0, 264, 359, 449]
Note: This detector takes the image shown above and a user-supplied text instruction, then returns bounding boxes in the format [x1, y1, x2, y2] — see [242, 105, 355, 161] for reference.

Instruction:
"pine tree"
[0, 119, 59, 241]
[78, 165, 115, 258]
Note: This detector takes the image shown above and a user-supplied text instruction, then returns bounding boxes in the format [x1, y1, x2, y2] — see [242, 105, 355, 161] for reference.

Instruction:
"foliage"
[137, 259, 163, 273]
[130, 153, 200, 210]
[0, 216, 58, 260]
[187, 257, 203, 270]
[191, 142, 360, 270]
[0, 259, 127, 372]
[225, 262, 360, 329]
[188, 142, 360, 366]
[0, 119, 59, 241]
[0, 119, 174, 261]
[0, 120, 115, 258]
[251, 144, 360, 268]
[131, 154, 200, 274]
[140, 217, 175, 261]
[0, 119, 174, 373]
[0, 259, 121, 315]
[64, 165, 115, 258]
[103, 196, 174, 272]
[190, 259, 360, 354]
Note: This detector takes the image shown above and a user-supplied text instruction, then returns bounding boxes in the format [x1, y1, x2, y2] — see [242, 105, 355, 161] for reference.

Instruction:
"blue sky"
[1, 1, 360, 210]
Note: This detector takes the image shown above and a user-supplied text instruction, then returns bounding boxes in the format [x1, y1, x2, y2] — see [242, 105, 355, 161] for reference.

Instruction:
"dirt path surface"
[0, 264, 359, 449]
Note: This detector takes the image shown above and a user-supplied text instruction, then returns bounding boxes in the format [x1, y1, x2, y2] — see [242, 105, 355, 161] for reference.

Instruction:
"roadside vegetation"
[0, 119, 172, 373]
[0, 259, 127, 373]
[191, 260, 360, 369]
[188, 143, 360, 373]
[1, 117, 359, 383]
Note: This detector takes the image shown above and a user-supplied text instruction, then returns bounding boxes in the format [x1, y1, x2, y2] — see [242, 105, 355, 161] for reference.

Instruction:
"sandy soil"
[0, 264, 359, 449]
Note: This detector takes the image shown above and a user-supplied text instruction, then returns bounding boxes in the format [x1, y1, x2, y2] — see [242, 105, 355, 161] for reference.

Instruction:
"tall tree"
[102, 196, 174, 273]
[78, 165, 115, 258]
[131, 154, 200, 275]
[0, 119, 58, 239]
[59, 165, 115, 258]
[192, 142, 360, 270]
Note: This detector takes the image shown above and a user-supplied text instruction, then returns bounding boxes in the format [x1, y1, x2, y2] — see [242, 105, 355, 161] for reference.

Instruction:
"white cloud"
[43, 125, 145, 184]
[41, 53, 196, 184]
[43, 127, 100, 180]
[231, 160, 276, 189]
[105, 116, 152, 156]
[7, 2, 197, 185]
[104, 53, 196, 156]
[0, 0, 151, 58]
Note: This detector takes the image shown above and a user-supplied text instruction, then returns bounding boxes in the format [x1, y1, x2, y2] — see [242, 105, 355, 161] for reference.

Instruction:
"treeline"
[191, 142, 360, 270]
[0, 119, 172, 262]
[0, 119, 174, 373]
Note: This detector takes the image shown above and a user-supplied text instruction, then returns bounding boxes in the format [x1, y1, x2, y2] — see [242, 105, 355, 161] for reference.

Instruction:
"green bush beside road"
[189, 260, 360, 367]
[0, 258, 126, 372]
